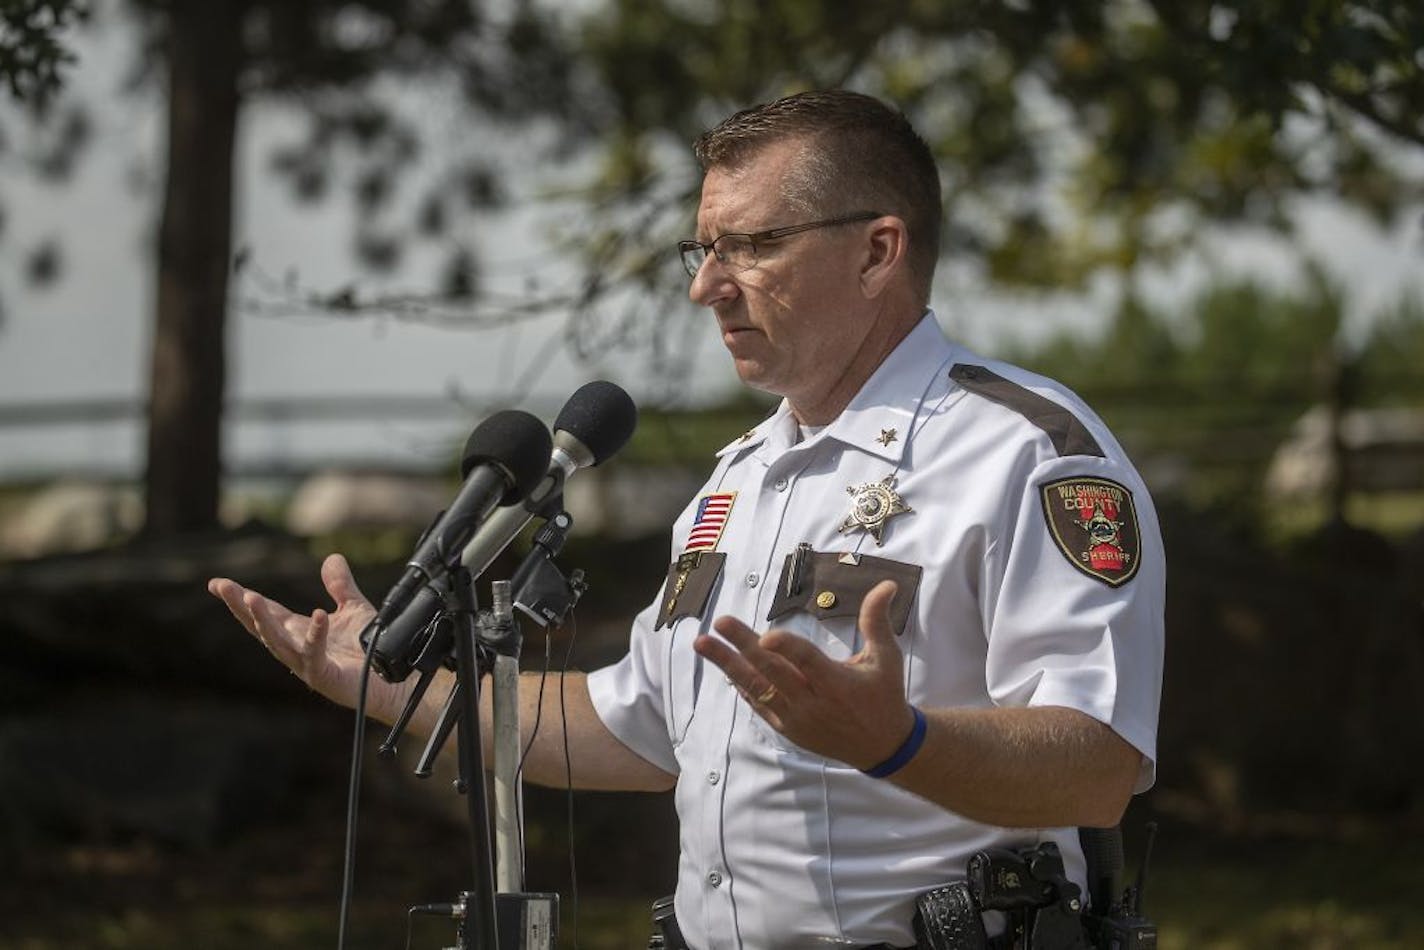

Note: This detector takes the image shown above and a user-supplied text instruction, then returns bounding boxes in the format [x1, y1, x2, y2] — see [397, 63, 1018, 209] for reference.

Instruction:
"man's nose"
[689, 256, 739, 308]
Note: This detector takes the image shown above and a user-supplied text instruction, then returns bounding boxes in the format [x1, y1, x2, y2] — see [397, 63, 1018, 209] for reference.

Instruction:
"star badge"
[876, 428, 898, 447]
[838, 474, 912, 545]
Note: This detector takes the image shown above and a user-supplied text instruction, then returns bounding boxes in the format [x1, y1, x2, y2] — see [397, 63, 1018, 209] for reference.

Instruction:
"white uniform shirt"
[587, 312, 1165, 949]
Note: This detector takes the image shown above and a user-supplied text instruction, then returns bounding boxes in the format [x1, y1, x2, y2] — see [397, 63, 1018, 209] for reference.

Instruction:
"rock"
[285, 470, 449, 535]
[1266, 406, 1424, 496]
[563, 466, 704, 539]
[0, 480, 141, 559]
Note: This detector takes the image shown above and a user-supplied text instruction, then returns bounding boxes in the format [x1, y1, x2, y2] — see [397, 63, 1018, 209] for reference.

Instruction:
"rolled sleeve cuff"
[586, 660, 680, 776]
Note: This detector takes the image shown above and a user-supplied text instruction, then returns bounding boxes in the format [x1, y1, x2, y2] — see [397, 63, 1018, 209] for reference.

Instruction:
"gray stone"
[0, 480, 141, 559]
[285, 470, 449, 534]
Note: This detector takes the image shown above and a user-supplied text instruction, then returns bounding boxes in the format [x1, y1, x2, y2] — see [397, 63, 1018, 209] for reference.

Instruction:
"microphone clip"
[511, 509, 587, 628]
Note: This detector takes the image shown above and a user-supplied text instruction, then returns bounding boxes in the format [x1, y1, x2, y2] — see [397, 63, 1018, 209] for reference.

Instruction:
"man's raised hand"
[208, 553, 408, 718]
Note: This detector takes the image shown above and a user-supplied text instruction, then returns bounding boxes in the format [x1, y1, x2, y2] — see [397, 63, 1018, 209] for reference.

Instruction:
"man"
[211, 90, 1163, 949]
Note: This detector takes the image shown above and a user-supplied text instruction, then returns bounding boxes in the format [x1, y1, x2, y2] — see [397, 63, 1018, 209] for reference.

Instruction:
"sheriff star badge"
[838, 474, 912, 545]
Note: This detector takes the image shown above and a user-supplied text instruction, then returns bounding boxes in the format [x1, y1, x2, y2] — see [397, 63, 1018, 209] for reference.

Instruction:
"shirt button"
[707, 870, 723, 887]
[773, 477, 789, 492]
[746, 571, 760, 588]
[707, 770, 720, 785]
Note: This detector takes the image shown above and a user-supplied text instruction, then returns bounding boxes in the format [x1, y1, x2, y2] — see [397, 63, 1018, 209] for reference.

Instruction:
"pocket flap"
[766, 548, 922, 636]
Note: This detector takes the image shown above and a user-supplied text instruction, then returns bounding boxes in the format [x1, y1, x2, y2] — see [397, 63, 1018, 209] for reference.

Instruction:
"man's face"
[688, 139, 874, 413]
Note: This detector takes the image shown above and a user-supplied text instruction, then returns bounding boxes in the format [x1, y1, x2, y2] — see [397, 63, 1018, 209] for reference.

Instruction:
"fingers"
[320, 553, 368, 608]
[210, 578, 283, 666]
[242, 589, 299, 666]
[695, 619, 765, 687]
[856, 580, 899, 654]
[209, 577, 266, 638]
[307, 607, 331, 655]
[700, 616, 810, 699]
[713, 615, 826, 672]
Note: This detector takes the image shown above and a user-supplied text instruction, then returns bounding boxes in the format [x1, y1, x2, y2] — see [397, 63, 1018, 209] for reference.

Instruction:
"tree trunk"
[142, 0, 243, 537]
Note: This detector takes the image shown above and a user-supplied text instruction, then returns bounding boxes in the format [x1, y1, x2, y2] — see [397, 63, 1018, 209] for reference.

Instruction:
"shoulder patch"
[1040, 477, 1141, 587]
[950, 364, 1103, 458]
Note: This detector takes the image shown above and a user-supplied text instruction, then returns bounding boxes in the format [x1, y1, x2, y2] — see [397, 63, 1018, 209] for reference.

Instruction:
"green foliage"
[0, 0, 88, 106]
[1179, 262, 1344, 394]
[1009, 265, 1344, 399]
[1356, 292, 1424, 403]
[1005, 265, 1424, 534]
[528, 1, 1424, 384]
[574, 0, 1423, 285]
[1005, 267, 1357, 515]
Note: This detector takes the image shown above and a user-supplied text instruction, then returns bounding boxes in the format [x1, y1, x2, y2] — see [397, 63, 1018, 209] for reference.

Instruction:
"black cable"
[514, 629, 554, 870]
[560, 615, 580, 949]
[337, 619, 383, 950]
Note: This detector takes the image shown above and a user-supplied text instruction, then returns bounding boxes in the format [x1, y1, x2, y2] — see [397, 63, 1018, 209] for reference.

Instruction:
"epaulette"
[949, 364, 1104, 458]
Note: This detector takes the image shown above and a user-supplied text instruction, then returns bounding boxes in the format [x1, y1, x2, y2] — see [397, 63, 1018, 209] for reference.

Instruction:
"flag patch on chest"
[684, 492, 736, 553]
[1040, 477, 1141, 586]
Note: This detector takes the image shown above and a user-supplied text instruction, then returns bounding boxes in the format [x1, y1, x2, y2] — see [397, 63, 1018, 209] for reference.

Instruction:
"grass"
[1148, 835, 1424, 949]
[7, 825, 1424, 949]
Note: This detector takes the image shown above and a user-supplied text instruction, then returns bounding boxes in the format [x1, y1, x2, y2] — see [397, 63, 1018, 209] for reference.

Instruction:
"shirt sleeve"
[584, 482, 717, 777]
[981, 453, 1166, 793]
[585, 592, 682, 776]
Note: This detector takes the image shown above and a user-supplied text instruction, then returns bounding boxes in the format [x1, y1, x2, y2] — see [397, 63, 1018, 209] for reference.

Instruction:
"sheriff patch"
[1040, 477, 1141, 587]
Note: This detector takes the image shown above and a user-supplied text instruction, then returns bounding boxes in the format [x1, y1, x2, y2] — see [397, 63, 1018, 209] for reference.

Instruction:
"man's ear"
[859, 216, 908, 299]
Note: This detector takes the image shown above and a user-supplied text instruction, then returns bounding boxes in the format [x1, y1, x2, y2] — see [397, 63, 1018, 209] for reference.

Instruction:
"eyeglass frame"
[677, 210, 883, 279]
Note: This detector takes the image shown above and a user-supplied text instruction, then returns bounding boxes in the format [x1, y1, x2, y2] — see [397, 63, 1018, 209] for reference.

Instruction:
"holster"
[912, 842, 1092, 950]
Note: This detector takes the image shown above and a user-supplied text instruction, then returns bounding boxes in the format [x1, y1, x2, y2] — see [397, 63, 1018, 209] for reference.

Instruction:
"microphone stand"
[377, 561, 501, 949]
[482, 580, 525, 894]
[409, 563, 501, 950]
[382, 516, 582, 950]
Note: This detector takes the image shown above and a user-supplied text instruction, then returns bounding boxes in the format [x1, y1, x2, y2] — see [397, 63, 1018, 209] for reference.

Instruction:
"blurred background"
[2, 1, 1423, 947]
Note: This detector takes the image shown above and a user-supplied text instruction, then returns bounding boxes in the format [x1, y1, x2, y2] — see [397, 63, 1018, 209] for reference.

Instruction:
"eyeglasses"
[677, 211, 882, 279]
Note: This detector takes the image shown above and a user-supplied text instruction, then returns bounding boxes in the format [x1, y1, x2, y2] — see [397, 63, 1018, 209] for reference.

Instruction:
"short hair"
[694, 90, 943, 305]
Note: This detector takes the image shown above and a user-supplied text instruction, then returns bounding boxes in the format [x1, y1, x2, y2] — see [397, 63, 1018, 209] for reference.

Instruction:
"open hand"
[209, 553, 406, 716]
[695, 579, 915, 770]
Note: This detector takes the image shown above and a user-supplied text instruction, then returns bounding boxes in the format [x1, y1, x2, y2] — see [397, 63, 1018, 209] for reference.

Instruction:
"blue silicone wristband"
[861, 705, 927, 778]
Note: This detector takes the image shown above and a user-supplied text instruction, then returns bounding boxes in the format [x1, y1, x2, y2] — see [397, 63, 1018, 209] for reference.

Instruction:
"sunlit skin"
[688, 137, 919, 425]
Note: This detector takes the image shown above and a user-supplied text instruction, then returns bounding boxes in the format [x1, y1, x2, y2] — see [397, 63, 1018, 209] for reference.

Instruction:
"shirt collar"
[714, 310, 958, 462]
[821, 310, 957, 464]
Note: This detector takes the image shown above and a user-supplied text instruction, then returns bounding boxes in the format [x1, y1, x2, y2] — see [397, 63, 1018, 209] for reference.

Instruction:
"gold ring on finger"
[755, 684, 778, 704]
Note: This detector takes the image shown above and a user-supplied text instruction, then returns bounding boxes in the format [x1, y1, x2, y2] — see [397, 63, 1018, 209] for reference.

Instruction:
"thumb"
[321, 553, 368, 608]
[857, 580, 901, 659]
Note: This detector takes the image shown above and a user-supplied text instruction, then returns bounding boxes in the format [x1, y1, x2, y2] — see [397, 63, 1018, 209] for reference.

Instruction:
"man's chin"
[731, 360, 787, 397]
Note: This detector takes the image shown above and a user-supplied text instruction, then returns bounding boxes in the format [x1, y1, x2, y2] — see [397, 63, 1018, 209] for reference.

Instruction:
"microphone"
[364, 384, 636, 682]
[459, 380, 638, 577]
[372, 410, 552, 630]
